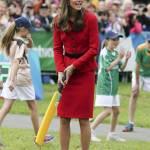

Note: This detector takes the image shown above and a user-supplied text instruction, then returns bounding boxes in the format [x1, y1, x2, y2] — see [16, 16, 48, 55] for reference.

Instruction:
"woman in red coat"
[53, 0, 99, 149]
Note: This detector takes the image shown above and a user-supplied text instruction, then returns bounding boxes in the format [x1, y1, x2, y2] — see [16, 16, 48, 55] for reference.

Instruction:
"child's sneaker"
[44, 135, 54, 144]
[107, 133, 126, 142]
[122, 123, 134, 132]
[34, 134, 54, 144]
[91, 129, 101, 142]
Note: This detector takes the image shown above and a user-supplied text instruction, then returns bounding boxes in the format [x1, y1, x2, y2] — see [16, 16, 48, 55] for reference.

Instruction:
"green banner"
[31, 31, 56, 72]
[40, 57, 55, 72]
[31, 31, 53, 48]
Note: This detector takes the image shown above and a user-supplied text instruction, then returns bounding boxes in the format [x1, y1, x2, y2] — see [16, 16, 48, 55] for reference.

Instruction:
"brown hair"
[57, 0, 84, 32]
[0, 22, 16, 56]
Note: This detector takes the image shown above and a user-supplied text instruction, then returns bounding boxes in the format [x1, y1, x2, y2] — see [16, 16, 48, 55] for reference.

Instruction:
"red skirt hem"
[57, 112, 93, 119]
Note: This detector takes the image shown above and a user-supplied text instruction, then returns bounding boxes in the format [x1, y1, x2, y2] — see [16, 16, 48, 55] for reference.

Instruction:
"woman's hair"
[56, 0, 84, 32]
[0, 22, 16, 55]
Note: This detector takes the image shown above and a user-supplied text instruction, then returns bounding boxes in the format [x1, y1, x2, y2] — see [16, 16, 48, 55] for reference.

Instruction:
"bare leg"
[26, 100, 39, 135]
[0, 99, 15, 125]
[108, 107, 125, 141]
[128, 92, 139, 123]
[110, 107, 120, 132]
[60, 118, 71, 150]
[91, 107, 112, 130]
[79, 119, 91, 150]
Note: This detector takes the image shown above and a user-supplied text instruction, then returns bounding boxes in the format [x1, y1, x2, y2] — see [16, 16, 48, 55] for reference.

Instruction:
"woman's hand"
[58, 72, 65, 86]
[58, 72, 66, 93]
[64, 64, 75, 85]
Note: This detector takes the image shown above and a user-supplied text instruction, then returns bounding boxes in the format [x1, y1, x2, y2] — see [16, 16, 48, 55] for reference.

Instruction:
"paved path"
[1, 114, 150, 142]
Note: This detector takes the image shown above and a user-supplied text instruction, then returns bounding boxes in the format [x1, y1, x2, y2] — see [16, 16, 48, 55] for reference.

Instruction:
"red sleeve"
[73, 13, 99, 69]
[53, 22, 65, 72]
[130, 21, 142, 33]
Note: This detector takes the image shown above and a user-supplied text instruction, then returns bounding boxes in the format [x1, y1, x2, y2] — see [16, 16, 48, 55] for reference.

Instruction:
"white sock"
[129, 121, 134, 125]
[108, 132, 116, 136]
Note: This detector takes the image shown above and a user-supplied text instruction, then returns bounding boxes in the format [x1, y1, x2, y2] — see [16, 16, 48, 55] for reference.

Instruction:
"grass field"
[1, 83, 150, 128]
[1, 83, 150, 150]
[1, 127, 150, 150]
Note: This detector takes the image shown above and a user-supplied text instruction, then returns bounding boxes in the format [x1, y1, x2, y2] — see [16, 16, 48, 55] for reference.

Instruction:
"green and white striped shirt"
[96, 47, 121, 96]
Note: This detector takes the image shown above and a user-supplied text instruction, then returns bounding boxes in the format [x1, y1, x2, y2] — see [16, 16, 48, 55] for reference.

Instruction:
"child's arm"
[26, 34, 33, 48]
[120, 51, 131, 71]
[135, 63, 140, 86]
[132, 48, 141, 94]
[132, 63, 140, 95]
[8, 59, 20, 91]
[106, 51, 125, 72]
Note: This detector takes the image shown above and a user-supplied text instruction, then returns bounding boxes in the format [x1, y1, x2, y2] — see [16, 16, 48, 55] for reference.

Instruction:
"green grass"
[1, 83, 150, 128]
[1, 127, 150, 150]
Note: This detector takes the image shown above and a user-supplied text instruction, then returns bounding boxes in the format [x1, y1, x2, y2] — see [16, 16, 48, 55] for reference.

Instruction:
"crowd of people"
[0, 0, 150, 35]
[94, 0, 150, 37]
[0, 0, 58, 33]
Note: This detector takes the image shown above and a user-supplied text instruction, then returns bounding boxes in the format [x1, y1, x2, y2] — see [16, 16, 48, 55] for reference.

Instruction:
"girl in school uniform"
[0, 17, 53, 144]
[91, 31, 131, 142]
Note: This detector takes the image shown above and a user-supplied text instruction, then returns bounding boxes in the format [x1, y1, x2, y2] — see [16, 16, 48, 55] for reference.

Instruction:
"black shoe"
[122, 123, 134, 132]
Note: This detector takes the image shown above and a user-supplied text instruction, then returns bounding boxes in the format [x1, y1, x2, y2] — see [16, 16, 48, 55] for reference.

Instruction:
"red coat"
[53, 10, 99, 73]
[53, 10, 99, 118]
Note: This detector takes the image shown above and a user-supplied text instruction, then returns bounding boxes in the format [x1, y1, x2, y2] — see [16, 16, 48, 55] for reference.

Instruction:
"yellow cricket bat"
[35, 91, 58, 145]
